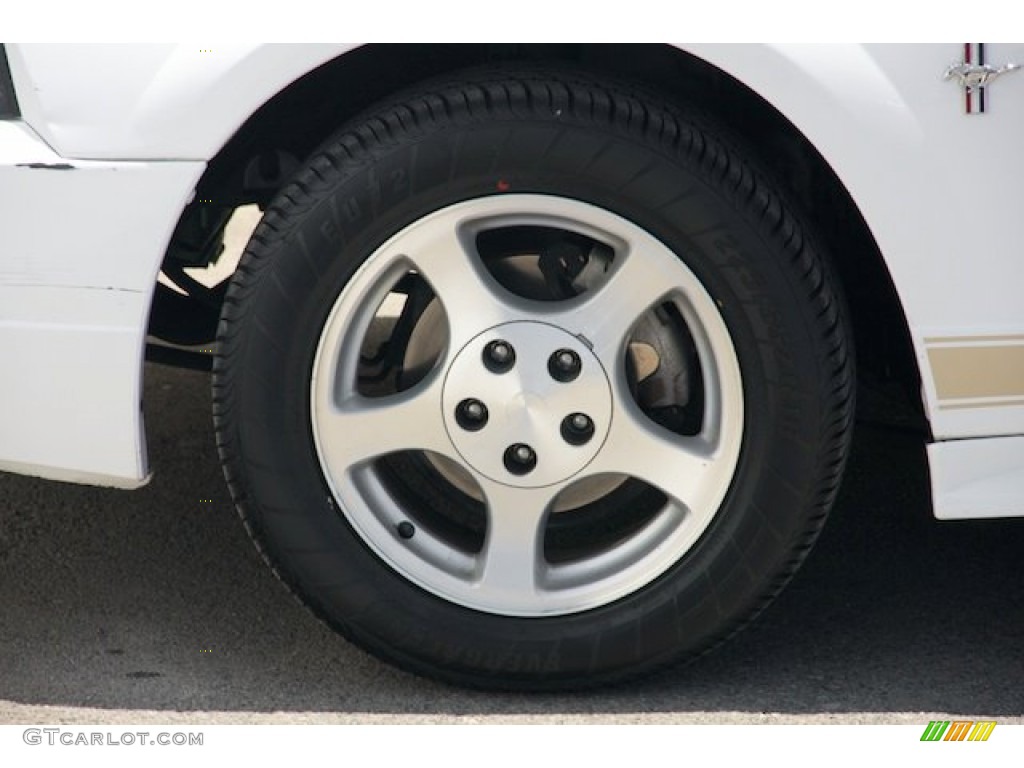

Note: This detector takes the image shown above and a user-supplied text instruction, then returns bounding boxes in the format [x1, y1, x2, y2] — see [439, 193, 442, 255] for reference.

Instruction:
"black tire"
[212, 68, 854, 690]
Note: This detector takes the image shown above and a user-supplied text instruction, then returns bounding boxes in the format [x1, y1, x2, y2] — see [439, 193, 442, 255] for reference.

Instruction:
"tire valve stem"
[397, 521, 416, 540]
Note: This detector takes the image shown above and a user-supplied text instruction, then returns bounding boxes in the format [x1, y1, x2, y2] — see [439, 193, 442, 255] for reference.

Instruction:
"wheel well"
[153, 43, 924, 429]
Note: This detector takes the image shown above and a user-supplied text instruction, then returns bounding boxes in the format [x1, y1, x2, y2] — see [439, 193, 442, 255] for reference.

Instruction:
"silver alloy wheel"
[310, 194, 744, 617]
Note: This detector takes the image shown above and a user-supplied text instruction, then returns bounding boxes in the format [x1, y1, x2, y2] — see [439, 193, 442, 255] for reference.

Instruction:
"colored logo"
[921, 721, 996, 742]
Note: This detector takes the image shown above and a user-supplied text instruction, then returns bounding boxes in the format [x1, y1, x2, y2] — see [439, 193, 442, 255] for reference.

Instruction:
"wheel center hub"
[442, 322, 612, 488]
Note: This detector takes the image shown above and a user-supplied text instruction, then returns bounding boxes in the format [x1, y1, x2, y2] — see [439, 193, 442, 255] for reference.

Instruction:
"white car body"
[0, 43, 1022, 518]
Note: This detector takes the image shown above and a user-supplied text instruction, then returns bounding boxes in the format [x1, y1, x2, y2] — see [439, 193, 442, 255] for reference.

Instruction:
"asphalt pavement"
[0, 362, 1022, 724]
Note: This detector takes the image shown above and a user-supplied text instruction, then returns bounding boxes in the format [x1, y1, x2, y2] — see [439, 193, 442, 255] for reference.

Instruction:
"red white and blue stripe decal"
[964, 43, 985, 114]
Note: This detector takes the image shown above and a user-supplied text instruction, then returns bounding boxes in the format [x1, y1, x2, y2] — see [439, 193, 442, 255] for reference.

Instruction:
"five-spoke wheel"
[310, 195, 743, 617]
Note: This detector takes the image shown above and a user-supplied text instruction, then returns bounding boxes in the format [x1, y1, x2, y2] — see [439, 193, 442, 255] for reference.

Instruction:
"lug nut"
[455, 398, 489, 431]
[503, 443, 537, 475]
[561, 412, 595, 446]
[397, 521, 415, 539]
[483, 340, 516, 373]
[548, 348, 582, 382]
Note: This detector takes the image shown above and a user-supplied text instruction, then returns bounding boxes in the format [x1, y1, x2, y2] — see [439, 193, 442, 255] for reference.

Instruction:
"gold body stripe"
[928, 344, 1024, 401]
[925, 334, 1024, 344]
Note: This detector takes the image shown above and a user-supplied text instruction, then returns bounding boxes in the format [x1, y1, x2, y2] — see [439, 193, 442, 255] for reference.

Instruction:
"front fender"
[686, 44, 1024, 440]
[6, 43, 355, 160]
